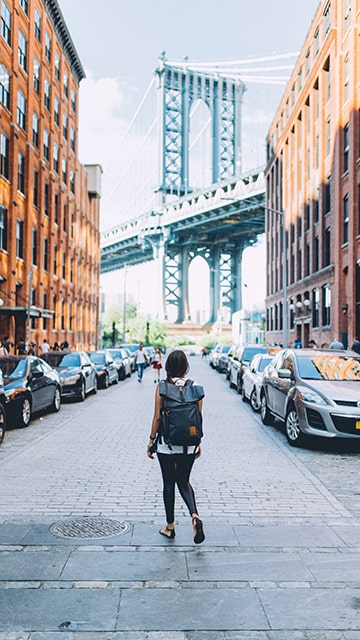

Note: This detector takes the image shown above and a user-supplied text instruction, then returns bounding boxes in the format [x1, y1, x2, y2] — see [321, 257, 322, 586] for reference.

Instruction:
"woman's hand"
[147, 440, 155, 459]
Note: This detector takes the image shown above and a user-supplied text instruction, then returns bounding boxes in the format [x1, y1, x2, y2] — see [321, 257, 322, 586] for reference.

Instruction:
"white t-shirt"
[135, 349, 147, 364]
[39, 342, 50, 354]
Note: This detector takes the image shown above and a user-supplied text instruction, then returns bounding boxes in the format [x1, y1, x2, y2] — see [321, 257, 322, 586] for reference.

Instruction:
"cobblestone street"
[1, 356, 360, 638]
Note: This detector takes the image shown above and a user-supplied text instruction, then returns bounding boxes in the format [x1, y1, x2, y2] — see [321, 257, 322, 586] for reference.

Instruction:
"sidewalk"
[1, 357, 360, 638]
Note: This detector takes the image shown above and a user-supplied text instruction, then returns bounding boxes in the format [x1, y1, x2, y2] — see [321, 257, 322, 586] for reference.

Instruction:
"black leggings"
[157, 453, 198, 523]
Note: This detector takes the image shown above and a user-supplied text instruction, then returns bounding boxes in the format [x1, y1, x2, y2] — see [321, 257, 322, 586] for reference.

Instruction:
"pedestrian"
[201, 347, 207, 359]
[0, 339, 9, 356]
[2, 336, 12, 354]
[27, 341, 36, 355]
[53, 341, 60, 351]
[351, 337, 360, 354]
[16, 338, 26, 355]
[39, 338, 50, 354]
[135, 343, 148, 382]
[307, 339, 317, 348]
[61, 340, 70, 352]
[147, 349, 205, 544]
[329, 338, 345, 350]
[152, 347, 162, 383]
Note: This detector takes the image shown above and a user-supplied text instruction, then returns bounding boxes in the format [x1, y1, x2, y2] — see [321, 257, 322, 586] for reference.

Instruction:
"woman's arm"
[147, 385, 163, 458]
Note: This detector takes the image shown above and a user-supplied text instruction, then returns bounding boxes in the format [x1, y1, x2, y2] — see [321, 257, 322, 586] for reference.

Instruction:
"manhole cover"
[49, 517, 131, 539]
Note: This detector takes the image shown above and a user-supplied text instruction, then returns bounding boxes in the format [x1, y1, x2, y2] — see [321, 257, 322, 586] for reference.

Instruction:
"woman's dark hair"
[165, 349, 189, 379]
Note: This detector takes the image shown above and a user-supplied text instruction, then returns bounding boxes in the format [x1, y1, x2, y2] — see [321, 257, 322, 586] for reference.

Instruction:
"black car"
[41, 351, 98, 401]
[88, 350, 119, 388]
[0, 356, 61, 427]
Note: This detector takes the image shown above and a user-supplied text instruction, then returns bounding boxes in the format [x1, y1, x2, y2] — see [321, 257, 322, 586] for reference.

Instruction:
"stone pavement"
[0, 356, 360, 638]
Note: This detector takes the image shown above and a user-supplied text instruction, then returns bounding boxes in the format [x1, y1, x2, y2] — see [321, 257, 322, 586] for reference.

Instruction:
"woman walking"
[152, 347, 162, 383]
[147, 349, 205, 544]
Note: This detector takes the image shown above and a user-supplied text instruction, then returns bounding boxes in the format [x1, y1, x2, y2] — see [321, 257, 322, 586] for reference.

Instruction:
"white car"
[241, 353, 274, 411]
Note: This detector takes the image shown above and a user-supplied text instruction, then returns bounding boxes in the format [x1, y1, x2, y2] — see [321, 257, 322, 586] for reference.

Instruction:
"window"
[0, 64, 10, 109]
[32, 228, 37, 265]
[322, 284, 331, 326]
[313, 236, 319, 272]
[324, 178, 331, 215]
[0, 205, 7, 250]
[34, 7, 41, 41]
[324, 56, 331, 101]
[305, 48, 311, 76]
[0, 132, 9, 178]
[70, 127, 75, 153]
[44, 182, 49, 216]
[298, 66, 303, 92]
[63, 113, 68, 140]
[324, 226, 331, 266]
[312, 288, 319, 328]
[17, 152, 25, 193]
[45, 31, 51, 63]
[1, 1, 11, 46]
[18, 30, 27, 72]
[33, 57, 40, 94]
[53, 143, 59, 173]
[314, 198, 319, 223]
[44, 78, 50, 110]
[314, 26, 319, 57]
[326, 117, 331, 156]
[17, 90, 26, 129]
[71, 88, 76, 112]
[33, 169, 39, 207]
[344, 123, 349, 172]
[55, 52, 60, 81]
[43, 237, 48, 271]
[32, 113, 39, 147]
[19, 0, 28, 15]
[42, 293, 47, 330]
[305, 243, 310, 276]
[54, 193, 59, 224]
[63, 72, 68, 98]
[53, 245, 57, 275]
[344, 54, 350, 102]
[16, 218, 23, 258]
[62, 251, 66, 279]
[324, 1, 331, 34]
[54, 96, 59, 126]
[43, 129, 49, 161]
[344, 0, 351, 32]
[69, 169, 75, 193]
[63, 203, 67, 232]
[343, 194, 349, 244]
[305, 201, 310, 230]
[62, 157, 67, 184]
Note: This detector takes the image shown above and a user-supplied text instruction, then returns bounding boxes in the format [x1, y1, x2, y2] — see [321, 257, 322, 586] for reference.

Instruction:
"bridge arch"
[189, 99, 212, 190]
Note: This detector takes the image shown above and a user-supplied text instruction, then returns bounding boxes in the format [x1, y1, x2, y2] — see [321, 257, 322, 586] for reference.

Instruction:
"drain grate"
[49, 517, 131, 539]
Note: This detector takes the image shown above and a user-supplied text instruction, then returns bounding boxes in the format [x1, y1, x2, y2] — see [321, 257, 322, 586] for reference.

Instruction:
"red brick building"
[0, 0, 101, 351]
[265, 0, 360, 349]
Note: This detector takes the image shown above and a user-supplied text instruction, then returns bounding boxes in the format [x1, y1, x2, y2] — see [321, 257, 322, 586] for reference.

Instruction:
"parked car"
[107, 348, 132, 380]
[0, 368, 7, 445]
[229, 344, 269, 393]
[122, 347, 136, 372]
[225, 344, 238, 379]
[143, 346, 155, 366]
[241, 353, 274, 411]
[41, 351, 97, 401]
[216, 344, 232, 372]
[120, 344, 139, 372]
[260, 348, 360, 447]
[88, 350, 118, 388]
[209, 344, 222, 369]
[0, 355, 61, 427]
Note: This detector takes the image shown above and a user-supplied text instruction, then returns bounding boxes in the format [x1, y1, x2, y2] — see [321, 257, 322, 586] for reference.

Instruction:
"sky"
[58, 0, 321, 321]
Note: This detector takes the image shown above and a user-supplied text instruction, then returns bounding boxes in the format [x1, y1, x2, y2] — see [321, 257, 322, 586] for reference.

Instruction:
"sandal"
[159, 526, 175, 539]
[193, 517, 205, 544]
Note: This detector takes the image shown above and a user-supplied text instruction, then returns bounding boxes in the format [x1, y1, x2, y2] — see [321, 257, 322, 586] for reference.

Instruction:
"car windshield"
[243, 347, 267, 362]
[45, 353, 80, 367]
[258, 356, 273, 372]
[108, 350, 122, 359]
[297, 354, 360, 381]
[221, 345, 231, 354]
[89, 353, 105, 364]
[121, 344, 139, 353]
[0, 357, 28, 378]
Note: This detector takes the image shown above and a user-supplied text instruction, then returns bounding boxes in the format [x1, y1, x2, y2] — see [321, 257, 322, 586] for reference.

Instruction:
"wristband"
[149, 434, 156, 441]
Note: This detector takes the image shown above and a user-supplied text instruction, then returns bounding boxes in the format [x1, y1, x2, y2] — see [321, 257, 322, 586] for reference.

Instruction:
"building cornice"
[43, 0, 86, 84]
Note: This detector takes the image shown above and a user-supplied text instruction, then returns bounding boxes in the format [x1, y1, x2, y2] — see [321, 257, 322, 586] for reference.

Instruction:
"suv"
[229, 344, 269, 394]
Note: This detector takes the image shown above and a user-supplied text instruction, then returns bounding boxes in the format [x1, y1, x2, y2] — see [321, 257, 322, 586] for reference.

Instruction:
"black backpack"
[159, 379, 204, 449]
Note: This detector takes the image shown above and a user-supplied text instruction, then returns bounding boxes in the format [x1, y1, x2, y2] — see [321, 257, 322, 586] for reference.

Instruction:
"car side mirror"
[278, 368, 291, 379]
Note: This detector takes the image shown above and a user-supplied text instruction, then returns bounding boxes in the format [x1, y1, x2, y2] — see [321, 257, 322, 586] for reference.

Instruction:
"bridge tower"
[156, 57, 249, 324]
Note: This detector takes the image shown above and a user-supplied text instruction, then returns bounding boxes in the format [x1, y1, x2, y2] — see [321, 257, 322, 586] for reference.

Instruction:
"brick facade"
[265, 0, 360, 349]
[0, 0, 101, 351]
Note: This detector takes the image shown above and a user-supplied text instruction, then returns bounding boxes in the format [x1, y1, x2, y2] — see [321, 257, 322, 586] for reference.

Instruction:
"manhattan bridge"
[100, 52, 297, 324]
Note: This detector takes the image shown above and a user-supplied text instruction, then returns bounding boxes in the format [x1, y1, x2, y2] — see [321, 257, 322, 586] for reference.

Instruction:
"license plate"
[356, 421, 360, 430]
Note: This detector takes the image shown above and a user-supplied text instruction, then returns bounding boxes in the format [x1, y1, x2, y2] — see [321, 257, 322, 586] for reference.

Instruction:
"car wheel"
[285, 405, 304, 447]
[236, 375, 242, 395]
[19, 396, 31, 427]
[260, 393, 274, 425]
[51, 386, 61, 413]
[241, 385, 247, 402]
[250, 388, 260, 412]
[92, 377, 98, 394]
[229, 376, 235, 389]
[103, 373, 109, 389]
[0, 403, 6, 444]
[78, 380, 86, 402]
